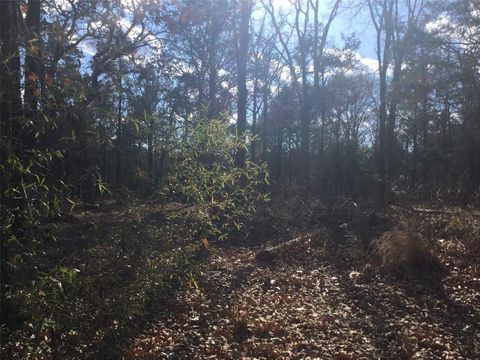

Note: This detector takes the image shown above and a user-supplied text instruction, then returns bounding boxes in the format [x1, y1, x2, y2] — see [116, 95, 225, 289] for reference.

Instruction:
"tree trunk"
[261, 54, 270, 162]
[207, 8, 219, 118]
[24, 0, 42, 120]
[299, 52, 310, 182]
[386, 50, 403, 181]
[378, 67, 388, 202]
[274, 121, 283, 181]
[148, 119, 154, 184]
[368, 0, 394, 203]
[251, 61, 259, 162]
[116, 77, 123, 187]
[235, 0, 252, 168]
[0, 0, 21, 332]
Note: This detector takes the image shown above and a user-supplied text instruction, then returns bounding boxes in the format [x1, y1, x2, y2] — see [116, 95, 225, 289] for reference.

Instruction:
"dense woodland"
[1, 0, 480, 358]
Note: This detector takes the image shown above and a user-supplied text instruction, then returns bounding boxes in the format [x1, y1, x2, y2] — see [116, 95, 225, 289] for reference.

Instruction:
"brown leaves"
[27, 72, 39, 83]
[125, 203, 480, 359]
[29, 44, 40, 56]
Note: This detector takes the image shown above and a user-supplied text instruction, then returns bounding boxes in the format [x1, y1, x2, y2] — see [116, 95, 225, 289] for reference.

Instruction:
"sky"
[264, 0, 379, 72]
[74, 0, 380, 76]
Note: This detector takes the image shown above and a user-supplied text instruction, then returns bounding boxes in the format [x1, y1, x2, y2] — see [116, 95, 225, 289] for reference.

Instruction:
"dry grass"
[372, 222, 443, 278]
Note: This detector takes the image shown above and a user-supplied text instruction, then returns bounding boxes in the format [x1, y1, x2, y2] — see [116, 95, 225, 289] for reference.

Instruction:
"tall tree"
[235, 0, 253, 168]
[0, 0, 22, 330]
[367, 0, 394, 202]
[24, 0, 42, 120]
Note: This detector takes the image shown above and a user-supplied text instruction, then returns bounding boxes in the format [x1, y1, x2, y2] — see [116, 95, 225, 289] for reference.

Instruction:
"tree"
[0, 0, 22, 331]
[235, 0, 253, 168]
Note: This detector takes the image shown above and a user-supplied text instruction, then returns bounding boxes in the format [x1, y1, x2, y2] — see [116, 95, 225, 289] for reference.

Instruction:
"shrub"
[167, 117, 269, 241]
[372, 222, 443, 277]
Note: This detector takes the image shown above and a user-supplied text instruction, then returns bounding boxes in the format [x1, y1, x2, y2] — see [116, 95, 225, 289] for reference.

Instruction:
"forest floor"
[10, 195, 479, 359]
[122, 200, 480, 360]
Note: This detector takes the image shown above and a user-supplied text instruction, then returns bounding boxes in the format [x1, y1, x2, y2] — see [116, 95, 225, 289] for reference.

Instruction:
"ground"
[7, 198, 480, 359]
[124, 203, 480, 359]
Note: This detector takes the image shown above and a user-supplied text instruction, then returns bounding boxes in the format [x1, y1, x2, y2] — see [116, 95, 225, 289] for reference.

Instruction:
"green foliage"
[168, 117, 269, 240]
[1, 121, 68, 358]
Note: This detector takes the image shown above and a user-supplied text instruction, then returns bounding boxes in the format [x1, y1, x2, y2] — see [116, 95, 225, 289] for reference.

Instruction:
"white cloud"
[425, 12, 450, 33]
[358, 56, 377, 72]
[425, 10, 478, 49]
[79, 41, 96, 56]
[118, 18, 160, 48]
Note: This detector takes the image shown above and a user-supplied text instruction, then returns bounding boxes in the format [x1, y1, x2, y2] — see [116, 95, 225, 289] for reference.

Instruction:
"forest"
[1, 0, 480, 358]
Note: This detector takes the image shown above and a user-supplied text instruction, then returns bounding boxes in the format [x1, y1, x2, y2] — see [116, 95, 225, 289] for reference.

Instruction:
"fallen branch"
[390, 204, 456, 215]
[255, 236, 304, 262]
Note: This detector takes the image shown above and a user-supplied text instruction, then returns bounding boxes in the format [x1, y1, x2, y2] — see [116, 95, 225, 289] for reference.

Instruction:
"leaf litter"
[125, 204, 480, 359]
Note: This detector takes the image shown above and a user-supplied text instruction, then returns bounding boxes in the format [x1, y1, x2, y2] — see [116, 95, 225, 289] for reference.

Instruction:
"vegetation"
[167, 117, 269, 240]
[1, 0, 480, 358]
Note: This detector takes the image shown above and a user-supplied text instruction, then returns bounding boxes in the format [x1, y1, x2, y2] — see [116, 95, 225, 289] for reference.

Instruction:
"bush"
[372, 222, 443, 278]
[167, 117, 269, 240]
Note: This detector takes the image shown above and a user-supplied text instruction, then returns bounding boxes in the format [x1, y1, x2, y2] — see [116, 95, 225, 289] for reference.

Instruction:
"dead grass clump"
[373, 223, 443, 277]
